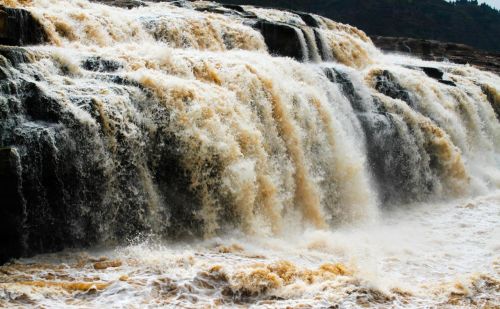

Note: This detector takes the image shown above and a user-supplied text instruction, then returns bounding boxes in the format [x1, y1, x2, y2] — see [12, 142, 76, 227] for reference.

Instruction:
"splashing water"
[0, 0, 499, 307]
[1, 192, 499, 308]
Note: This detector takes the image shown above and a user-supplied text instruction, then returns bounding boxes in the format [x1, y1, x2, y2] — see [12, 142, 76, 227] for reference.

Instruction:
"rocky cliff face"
[0, 6, 47, 46]
[371, 36, 500, 76]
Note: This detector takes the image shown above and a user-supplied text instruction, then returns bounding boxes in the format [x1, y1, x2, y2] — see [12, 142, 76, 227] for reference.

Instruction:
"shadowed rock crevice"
[253, 20, 304, 61]
[0, 147, 24, 264]
[82, 56, 123, 73]
[0, 6, 47, 46]
[373, 70, 415, 108]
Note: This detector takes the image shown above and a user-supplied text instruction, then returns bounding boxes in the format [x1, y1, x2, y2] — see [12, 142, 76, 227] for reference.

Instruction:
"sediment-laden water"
[1, 192, 499, 308]
[0, 0, 499, 307]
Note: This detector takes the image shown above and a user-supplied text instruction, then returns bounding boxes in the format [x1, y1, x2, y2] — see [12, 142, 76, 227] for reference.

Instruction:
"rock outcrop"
[372, 36, 500, 75]
[253, 20, 305, 61]
[0, 147, 24, 264]
[0, 6, 47, 46]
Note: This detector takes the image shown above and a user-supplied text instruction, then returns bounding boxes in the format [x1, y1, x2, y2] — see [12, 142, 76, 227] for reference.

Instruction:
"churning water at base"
[1, 191, 499, 308]
[0, 0, 500, 307]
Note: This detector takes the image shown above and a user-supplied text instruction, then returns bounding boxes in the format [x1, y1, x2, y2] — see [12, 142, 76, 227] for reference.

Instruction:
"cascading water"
[0, 1, 499, 307]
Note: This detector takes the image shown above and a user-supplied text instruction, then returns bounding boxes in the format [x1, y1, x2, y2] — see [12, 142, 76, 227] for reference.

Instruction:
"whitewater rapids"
[1, 192, 499, 308]
[0, 0, 499, 307]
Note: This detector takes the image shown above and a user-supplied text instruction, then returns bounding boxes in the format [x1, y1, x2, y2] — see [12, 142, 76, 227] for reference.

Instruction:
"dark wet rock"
[372, 36, 500, 76]
[373, 70, 415, 107]
[300, 28, 320, 62]
[167, 1, 186, 8]
[253, 20, 304, 61]
[357, 107, 433, 205]
[314, 29, 329, 61]
[91, 0, 147, 9]
[23, 82, 63, 122]
[94, 0, 192, 9]
[222, 4, 245, 12]
[0, 80, 106, 259]
[0, 46, 31, 66]
[324, 67, 435, 204]
[358, 101, 435, 204]
[421, 67, 443, 80]
[438, 79, 456, 87]
[0, 6, 47, 46]
[82, 56, 122, 73]
[0, 60, 102, 258]
[221, 4, 257, 18]
[0, 51, 207, 263]
[223, 4, 257, 18]
[193, 2, 257, 18]
[403, 65, 456, 87]
[0, 147, 24, 264]
[421, 68, 457, 86]
[294, 11, 320, 28]
[106, 75, 145, 89]
[147, 132, 204, 239]
[194, 5, 231, 15]
[323, 67, 365, 112]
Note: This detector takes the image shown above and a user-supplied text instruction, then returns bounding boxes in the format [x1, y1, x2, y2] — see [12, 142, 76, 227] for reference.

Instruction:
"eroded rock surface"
[0, 6, 47, 46]
[372, 36, 500, 75]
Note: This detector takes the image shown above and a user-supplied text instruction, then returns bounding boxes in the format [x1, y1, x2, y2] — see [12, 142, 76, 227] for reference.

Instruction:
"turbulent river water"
[1, 192, 499, 307]
[0, 0, 499, 307]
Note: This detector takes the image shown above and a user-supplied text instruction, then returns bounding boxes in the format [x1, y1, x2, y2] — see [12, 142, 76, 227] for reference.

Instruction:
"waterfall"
[0, 0, 499, 262]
